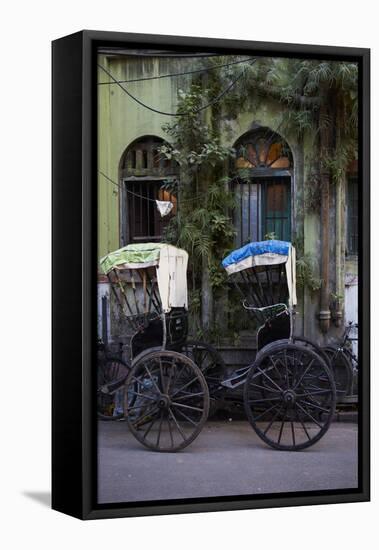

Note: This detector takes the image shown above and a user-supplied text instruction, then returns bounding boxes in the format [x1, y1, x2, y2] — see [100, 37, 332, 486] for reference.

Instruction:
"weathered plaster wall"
[97, 53, 357, 347]
[98, 54, 201, 259]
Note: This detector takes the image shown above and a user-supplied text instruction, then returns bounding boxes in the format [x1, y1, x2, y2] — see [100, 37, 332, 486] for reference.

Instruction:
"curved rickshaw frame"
[99, 243, 211, 451]
[98, 240, 336, 452]
[219, 240, 336, 450]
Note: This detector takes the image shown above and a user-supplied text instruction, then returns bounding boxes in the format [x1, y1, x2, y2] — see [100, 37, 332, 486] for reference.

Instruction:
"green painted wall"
[97, 54, 199, 260]
[97, 53, 358, 344]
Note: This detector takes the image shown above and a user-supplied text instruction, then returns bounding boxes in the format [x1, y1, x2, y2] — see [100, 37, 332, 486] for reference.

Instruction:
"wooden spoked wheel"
[124, 350, 209, 452]
[244, 344, 336, 451]
[257, 337, 332, 369]
[180, 341, 225, 415]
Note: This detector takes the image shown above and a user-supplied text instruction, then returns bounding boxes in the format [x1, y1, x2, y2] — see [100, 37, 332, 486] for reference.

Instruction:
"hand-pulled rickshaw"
[99, 240, 336, 452]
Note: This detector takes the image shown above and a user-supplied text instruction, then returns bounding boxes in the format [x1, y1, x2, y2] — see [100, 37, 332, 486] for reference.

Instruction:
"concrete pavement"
[97, 420, 358, 504]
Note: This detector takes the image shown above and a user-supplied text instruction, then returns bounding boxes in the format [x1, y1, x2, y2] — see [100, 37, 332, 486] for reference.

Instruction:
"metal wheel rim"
[124, 351, 209, 452]
[244, 344, 336, 451]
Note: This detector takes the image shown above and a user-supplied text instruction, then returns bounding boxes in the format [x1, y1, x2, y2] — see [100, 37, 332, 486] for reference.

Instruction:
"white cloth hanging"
[156, 200, 173, 217]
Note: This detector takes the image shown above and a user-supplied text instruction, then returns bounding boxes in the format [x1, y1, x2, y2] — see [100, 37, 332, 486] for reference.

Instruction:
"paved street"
[97, 420, 358, 504]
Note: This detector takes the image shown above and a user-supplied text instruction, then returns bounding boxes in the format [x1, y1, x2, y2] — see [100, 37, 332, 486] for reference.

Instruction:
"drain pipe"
[333, 100, 344, 327]
[318, 103, 331, 333]
[319, 174, 331, 333]
[334, 177, 343, 327]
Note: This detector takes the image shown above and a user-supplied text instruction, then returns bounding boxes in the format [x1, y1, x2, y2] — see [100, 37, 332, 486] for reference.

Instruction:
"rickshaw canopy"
[222, 240, 297, 307]
[100, 243, 189, 312]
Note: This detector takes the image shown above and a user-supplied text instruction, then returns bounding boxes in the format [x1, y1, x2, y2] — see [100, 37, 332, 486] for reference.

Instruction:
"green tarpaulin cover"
[100, 243, 165, 274]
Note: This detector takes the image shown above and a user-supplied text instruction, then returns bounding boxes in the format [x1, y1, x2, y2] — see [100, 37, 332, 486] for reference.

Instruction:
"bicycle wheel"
[97, 356, 131, 420]
[322, 346, 353, 400]
[292, 336, 332, 368]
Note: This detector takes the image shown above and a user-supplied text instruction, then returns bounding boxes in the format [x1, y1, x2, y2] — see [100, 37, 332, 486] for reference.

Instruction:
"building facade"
[97, 50, 358, 358]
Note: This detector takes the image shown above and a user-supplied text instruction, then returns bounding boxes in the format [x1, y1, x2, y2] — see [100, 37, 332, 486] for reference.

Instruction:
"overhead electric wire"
[98, 56, 257, 85]
[99, 170, 158, 202]
[97, 59, 256, 117]
[98, 57, 295, 204]
[99, 110, 290, 204]
[98, 170, 206, 203]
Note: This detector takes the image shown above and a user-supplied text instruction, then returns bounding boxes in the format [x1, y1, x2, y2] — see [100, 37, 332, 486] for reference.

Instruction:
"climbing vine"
[157, 57, 358, 338]
[159, 84, 237, 339]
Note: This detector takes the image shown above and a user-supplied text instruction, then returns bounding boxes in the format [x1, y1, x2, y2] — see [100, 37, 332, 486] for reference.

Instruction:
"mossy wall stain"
[97, 54, 358, 347]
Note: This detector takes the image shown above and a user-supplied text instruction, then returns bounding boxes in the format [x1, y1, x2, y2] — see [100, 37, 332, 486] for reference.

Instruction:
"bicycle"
[97, 339, 131, 420]
[322, 322, 358, 402]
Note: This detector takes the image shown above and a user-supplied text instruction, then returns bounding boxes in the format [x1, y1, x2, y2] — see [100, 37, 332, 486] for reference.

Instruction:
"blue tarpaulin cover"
[222, 240, 291, 269]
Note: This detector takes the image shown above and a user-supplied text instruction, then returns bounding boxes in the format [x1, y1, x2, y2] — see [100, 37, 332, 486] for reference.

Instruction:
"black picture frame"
[52, 30, 370, 520]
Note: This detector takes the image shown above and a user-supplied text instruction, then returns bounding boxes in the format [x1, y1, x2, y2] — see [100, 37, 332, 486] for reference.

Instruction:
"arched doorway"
[119, 135, 179, 245]
[232, 127, 293, 246]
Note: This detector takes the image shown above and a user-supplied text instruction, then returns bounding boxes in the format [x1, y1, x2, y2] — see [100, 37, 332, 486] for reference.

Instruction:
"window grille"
[120, 136, 179, 244]
[232, 128, 293, 246]
[127, 182, 177, 242]
[233, 177, 291, 245]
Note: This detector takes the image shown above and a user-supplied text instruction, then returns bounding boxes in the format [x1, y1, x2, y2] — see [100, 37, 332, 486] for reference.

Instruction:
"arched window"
[119, 136, 179, 244]
[232, 127, 293, 245]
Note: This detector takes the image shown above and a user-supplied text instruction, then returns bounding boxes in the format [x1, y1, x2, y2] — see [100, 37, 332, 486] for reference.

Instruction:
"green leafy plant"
[158, 84, 237, 338]
[296, 253, 322, 292]
[157, 57, 358, 339]
[264, 232, 277, 240]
